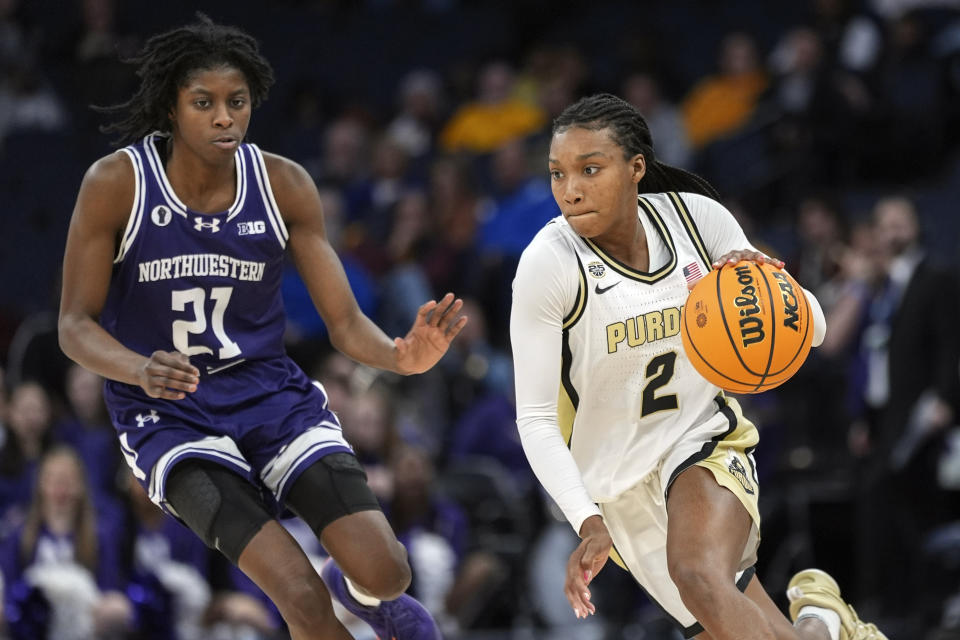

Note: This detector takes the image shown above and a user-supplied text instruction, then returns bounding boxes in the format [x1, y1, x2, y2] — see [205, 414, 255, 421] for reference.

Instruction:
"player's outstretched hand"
[394, 293, 468, 375]
[566, 515, 612, 619]
[712, 249, 784, 270]
[137, 350, 199, 400]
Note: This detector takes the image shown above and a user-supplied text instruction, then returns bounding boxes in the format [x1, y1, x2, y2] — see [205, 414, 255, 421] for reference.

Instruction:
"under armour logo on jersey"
[194, 217, 221, 233]
[151, 205, 172, 227]
[135, 410, 160, 428]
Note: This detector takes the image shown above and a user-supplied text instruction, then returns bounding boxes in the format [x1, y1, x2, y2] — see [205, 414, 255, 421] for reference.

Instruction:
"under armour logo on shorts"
[135, 410, 160, 428]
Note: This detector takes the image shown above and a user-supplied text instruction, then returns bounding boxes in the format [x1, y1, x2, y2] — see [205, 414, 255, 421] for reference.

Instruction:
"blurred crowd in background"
[0, 0, 960, 638]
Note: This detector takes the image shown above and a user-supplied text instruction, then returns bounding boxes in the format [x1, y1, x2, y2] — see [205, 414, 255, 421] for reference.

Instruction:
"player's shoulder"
[259, 150, 313, 193]
[517, 215, 577, 274]
[640, 191, 719, 212]
[83, 149, 135, 189]
[70, 150, 138, 230]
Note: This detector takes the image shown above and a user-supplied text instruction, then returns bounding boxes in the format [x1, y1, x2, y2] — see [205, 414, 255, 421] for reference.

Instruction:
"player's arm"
[266, 153, 465, 375]
[58, 153, 199, 399]
[510, 238, 609, 617]
[682, 193, 826, 347]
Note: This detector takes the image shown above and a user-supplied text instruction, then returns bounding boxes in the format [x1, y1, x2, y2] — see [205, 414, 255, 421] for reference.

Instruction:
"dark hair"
[21, 446, 99, 574]
[553, 93, 720, 200]
[95, 13, 275, 146]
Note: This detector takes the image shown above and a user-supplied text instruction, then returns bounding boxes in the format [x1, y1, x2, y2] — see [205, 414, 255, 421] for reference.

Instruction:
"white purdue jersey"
[511, 191, 760, 531]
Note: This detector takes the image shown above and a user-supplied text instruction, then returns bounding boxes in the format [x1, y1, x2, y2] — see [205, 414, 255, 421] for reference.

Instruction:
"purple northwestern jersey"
[100, 133, 286, 372]
[100, 133, 352, 514]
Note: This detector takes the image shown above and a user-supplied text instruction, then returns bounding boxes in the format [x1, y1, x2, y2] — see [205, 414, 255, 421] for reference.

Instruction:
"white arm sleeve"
[681, 192, 826, 348]
[510, 235, 602, 534]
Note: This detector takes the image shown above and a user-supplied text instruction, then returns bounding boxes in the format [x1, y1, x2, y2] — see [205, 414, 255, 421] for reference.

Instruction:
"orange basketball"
[680, 261, 814, 394]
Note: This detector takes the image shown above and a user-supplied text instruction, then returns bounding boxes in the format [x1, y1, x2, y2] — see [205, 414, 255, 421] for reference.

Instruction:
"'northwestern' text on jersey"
[100, 133, 289, 373]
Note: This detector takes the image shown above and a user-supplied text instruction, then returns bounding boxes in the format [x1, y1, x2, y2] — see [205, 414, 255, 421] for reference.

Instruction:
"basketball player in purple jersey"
[58, 15, 461, 640]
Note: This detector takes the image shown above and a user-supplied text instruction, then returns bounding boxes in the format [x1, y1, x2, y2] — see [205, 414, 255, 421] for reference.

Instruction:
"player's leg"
[283, 452, 441, 640]
[165, 459, 353, 640]
[667, 465, 825, 640]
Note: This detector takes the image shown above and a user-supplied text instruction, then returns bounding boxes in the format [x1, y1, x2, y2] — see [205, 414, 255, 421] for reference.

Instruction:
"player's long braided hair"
[95, 13, 274, 146]
[553, 93, 720, 200]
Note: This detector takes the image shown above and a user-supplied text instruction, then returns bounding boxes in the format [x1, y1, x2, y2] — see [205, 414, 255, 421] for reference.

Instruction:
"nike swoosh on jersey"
[595, 281, 621, 294]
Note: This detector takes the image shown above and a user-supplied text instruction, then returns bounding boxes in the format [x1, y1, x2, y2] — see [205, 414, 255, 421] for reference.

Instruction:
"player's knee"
[354, 543, 411, 600]
[166, 460, 271, 565]
[668, 558, 722, 605]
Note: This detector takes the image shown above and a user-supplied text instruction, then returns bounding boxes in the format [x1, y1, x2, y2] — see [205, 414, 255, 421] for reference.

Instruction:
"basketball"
[680, 261, 814, 394]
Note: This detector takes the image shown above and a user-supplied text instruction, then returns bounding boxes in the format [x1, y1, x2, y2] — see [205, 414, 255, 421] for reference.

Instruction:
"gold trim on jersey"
[557, 383, 576, 446]
[562, 260, 588, 330]
[667, 192, 711, 270]
[582, 196, 677, 283]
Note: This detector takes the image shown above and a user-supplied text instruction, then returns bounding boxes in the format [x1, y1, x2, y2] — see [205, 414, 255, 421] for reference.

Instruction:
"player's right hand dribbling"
[137, 350, 199, 400]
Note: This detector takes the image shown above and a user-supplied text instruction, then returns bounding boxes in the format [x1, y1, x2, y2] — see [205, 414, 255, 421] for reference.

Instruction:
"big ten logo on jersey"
[238, 220, 266, 236]
[606, 306, 682, 354]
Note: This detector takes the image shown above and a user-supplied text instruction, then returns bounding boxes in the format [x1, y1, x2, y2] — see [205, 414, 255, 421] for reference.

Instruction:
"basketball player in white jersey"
[510, 93, 886, 640]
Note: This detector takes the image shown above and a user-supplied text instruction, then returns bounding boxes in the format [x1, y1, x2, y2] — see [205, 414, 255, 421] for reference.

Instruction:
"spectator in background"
[813, 0, 885, 78]
[514, 44, 587, 166]
[54, 364, 121, 513]
[387, 69, 445, 164]
[477, 138, 560, 261]
[0, 59, 67, 142]
[310, 115, 373, 215]
[853, 196, 960, 629]
[0, 381, 56, 537]
[437, 298, 513, 423]
[439, 61, 546, 154]
[874, 10, 946, 179]
[350, 134, 417, 242]
[386, 444, 464, 631]
[421, 156, 485, 300]
[622, 72, 691, 169]
[1, 446, 131, 640]
[789, 195, 848, 306]
[341, 380, 403, 503]
[681, 31, 768, 151]
[377, 189, 437, 341]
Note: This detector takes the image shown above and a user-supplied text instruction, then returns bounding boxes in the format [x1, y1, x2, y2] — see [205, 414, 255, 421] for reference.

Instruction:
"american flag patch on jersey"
[683, 262, 704, 285]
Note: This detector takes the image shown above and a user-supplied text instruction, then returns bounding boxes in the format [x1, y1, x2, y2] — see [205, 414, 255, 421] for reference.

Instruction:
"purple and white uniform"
[101, 132, 352, 515]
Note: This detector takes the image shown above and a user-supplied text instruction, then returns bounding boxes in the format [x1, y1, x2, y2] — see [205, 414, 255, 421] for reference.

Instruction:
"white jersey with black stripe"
[511, 192, 761, 531]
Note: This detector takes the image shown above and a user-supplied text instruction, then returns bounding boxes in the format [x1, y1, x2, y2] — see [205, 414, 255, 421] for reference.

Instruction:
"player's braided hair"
[553, 93, 720, 200]
[95, 13, 274, 146]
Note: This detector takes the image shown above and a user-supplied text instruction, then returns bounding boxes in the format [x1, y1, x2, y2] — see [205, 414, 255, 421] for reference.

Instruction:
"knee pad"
[285, 452, 381, 537]
[165, 460, 272, 565]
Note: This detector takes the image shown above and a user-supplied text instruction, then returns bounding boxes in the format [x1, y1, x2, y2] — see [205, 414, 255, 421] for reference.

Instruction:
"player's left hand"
[566, 515, 612, 619]
[712, 250, 784, 270]
[394, 293, 468, 375]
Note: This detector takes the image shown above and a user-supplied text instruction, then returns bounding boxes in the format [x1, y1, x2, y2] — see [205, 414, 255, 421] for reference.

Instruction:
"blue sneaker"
[321, 558, 442, 640]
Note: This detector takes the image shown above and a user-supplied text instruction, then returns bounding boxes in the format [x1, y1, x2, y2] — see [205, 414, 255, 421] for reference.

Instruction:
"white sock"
[345, 576, 381, 607]
[796, 605, 841, 640]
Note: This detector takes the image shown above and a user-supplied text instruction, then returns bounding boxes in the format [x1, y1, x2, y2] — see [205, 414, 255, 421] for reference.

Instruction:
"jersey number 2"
[641, 351, 678, 416]
[172, 287, 241, 359]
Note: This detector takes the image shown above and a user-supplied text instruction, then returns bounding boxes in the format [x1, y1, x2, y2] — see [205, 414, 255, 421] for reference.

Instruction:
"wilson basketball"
[680, 261, 814, 394]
